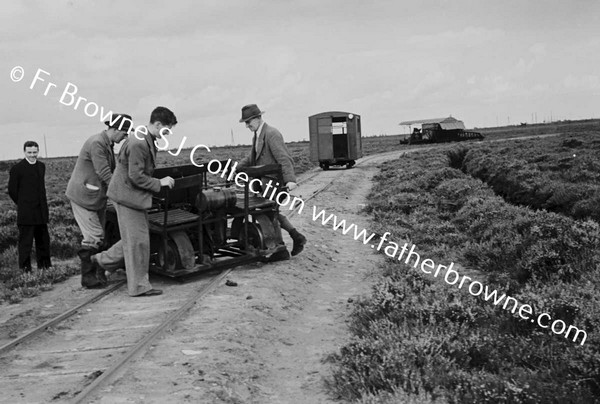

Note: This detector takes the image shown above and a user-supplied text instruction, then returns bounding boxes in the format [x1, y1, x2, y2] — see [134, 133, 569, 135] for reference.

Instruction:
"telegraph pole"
[43, 134, 48, 157]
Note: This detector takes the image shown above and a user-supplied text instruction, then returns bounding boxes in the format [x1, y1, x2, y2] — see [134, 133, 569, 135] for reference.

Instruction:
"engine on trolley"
[103, 162, 288, 279]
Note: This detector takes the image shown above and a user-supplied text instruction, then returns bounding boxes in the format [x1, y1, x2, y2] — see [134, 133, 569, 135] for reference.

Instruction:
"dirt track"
[0, 150, 402, 404]
[88, 154, 399, 404]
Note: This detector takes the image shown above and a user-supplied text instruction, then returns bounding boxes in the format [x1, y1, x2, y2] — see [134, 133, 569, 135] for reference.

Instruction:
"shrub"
[461, 133, 600, 222]
[446, 147, 469, 170]
[0, 262, 79, 303]
[329, 139, 600, 403]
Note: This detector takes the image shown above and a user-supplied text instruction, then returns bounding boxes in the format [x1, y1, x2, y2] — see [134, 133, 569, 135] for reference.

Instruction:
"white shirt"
[255, 121, 265, 153]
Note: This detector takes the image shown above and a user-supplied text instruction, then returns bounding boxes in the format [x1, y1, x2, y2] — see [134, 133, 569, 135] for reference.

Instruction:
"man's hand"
[160, 176, 175, 189]
[286, 182, 298, 191]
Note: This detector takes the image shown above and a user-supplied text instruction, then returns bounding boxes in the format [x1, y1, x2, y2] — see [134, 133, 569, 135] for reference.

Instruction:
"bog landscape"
[0, 119, 599, 403]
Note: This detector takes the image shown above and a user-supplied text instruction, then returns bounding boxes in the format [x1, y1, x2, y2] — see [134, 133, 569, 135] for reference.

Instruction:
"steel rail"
[0, 164, 321, 358]
[71, 269, 233, 404]
[0, 281, 125, 355]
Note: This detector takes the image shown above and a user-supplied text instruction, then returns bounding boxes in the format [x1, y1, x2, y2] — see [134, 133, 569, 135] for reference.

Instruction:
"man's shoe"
[81, 262, 98, 288]
[81, 278, 107, 289]
[107, 269, 127, 282]
[82, 265, 106, 288]
[265, 248, 291, 262]
[290, 231, 307, 256]
[79, 248, 104, 288]
[135, 289, 163, 297]
[95, 261, 108, 285]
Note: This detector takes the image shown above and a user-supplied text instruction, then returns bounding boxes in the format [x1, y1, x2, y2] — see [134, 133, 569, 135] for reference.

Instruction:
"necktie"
[250, 131, 257, 165]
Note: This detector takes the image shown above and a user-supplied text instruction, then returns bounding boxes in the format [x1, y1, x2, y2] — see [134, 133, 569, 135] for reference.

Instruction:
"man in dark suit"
[87, 107, 176, 297]
[237, 104, 307, 258]
[66, 113, 131, 288]
[8, 141, 52, 271]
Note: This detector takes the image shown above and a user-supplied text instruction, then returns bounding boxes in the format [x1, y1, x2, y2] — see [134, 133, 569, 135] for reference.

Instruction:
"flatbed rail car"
[309, 111, 362, 170]
[399, 116, 484, 144]
[104, 162, 287, 279]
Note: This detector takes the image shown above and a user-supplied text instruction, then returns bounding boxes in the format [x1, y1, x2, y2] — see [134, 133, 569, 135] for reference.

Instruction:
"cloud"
[466, 74, 512, 101]
[2, 1, 599, 160]
[0, 0, 224, 41]
[563, 74, 600, 90]
[529, 43, 547, 57]
[406, 26, 505, 48]
[515, 58, 535, 74]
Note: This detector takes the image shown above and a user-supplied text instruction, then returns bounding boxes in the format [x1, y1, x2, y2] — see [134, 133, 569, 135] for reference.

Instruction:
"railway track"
[0, 134, 555, 402]
[0, 157, 368, 403]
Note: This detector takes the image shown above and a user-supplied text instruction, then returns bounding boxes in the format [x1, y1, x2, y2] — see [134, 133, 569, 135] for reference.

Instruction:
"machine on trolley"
[104, 162, 288, 280]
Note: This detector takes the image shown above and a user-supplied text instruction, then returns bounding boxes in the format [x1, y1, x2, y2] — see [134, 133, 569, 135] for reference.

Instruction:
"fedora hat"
[239, 104, 265, 123]
[104, 113, 133, 132]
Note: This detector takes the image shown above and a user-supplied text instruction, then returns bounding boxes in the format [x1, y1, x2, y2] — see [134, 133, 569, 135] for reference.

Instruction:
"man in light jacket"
[66, 113, 131, 288]
[85, 107, 176, 297]
[237, 104, 307, 259]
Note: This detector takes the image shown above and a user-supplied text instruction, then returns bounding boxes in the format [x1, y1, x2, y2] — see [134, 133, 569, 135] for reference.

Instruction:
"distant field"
[0, 119, 597, 303]
[478, 118, 599, 138]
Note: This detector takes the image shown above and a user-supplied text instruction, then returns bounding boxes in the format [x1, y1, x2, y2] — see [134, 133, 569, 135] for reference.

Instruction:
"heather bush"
[0, 262, 79, 303]
[331, 260, 600, 402]
[460, 132, 600, 222]
[0, 205, 18, 253]
[330, 140, 600, 403]
[446, 147, 469, 170]
[0, 245, 18, 280]
[357, 389, 447, 404]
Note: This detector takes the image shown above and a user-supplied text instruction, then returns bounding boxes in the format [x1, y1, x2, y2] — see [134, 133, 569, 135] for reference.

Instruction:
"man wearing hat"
[66, 113, 132, 288]
[237, 104, 307, 258]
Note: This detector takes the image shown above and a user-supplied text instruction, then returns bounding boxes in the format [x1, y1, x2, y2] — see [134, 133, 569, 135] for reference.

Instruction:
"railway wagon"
[103, 162, 288, 279]
[308, 111, 362, 170]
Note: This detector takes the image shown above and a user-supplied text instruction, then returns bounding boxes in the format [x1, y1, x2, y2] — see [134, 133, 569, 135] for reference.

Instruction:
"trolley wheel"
[346, 161, 355, 169]
[240, 222, 265, 250]
[231, 217, 264, 250]
[322, 163, 330, 171]
[157, 240, 182, 272]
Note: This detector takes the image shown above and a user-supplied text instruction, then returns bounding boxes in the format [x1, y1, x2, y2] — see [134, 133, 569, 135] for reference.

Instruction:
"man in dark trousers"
[87, 107, 177, 297]
[8, 141, 52, 271]
[66, 113, 132, 288]
[237, 104, 307, 259]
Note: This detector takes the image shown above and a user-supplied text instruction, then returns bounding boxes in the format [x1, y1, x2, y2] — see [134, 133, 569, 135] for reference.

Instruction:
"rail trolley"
[103, 162, 288, 279]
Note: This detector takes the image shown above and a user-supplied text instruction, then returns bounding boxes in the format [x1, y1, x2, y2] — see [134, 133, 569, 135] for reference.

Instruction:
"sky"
[1, 0, 599, 160]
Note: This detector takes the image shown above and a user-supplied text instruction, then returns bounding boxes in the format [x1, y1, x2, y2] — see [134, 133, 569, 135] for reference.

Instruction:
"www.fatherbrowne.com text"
[309, 206, 588, 346]
[204, 159, 587, 346]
